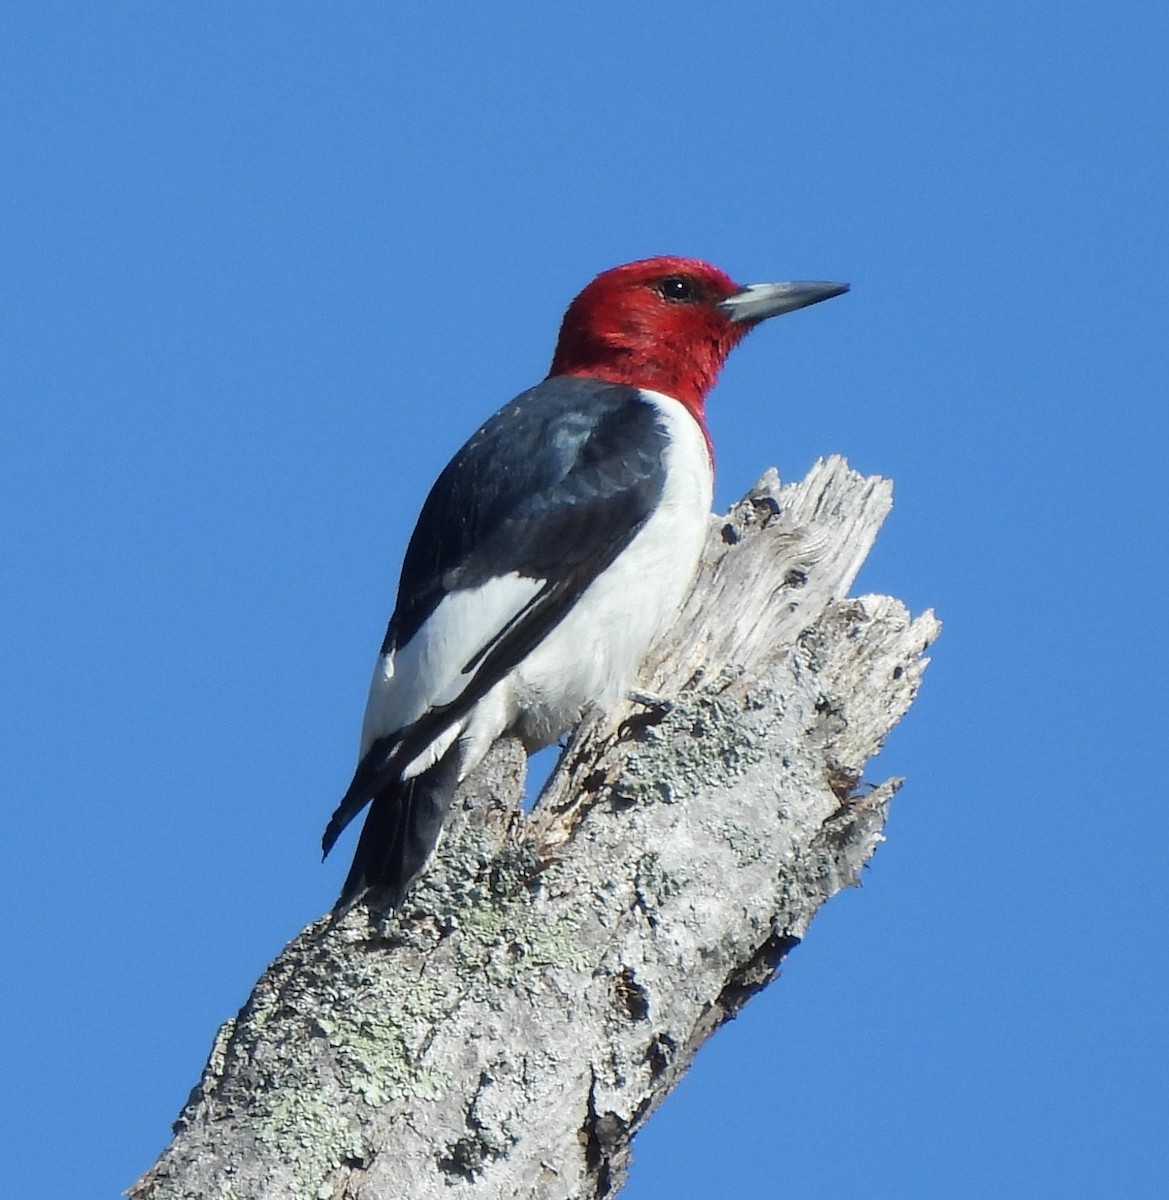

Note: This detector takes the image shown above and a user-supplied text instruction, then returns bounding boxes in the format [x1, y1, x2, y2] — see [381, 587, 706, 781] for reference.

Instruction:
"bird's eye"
[657, 275, 699, 303]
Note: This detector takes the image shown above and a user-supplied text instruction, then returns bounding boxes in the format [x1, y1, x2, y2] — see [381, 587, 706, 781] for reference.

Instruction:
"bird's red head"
[548, 257, 749, 420]
[548, 257, 849, 436]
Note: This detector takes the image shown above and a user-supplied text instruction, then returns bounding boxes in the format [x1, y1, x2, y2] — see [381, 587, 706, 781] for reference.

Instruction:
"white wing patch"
[359, 571, 544, 756]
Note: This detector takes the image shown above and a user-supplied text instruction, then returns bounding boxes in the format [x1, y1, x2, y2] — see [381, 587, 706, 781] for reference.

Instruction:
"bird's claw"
[627, 688, 675, 721]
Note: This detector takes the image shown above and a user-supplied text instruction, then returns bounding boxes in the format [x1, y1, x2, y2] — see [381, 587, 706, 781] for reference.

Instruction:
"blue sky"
[4, 4, 1167, 1197]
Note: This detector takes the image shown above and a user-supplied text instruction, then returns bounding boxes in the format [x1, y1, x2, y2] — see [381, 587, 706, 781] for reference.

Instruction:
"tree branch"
[131, 456, 939, 1200]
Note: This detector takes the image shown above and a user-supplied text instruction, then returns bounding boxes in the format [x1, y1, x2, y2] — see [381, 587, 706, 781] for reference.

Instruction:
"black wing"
[386, 375, 669, 651]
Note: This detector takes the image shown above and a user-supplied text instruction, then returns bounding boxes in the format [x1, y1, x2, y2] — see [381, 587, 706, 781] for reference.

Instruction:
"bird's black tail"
[326, 753, 460, 914]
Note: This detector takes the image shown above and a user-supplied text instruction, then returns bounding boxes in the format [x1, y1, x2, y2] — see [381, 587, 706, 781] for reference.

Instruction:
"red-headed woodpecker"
[323, 256, 848, 910]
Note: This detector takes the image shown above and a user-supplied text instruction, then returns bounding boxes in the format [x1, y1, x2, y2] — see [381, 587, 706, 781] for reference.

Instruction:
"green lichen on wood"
[251, 1087, 361, 1198]
[313, 961, 455, 1107]
[715, 817, 769, 864]
[615, 688, 774, 808]
[248, 818, 594, 1162]
[634, 851, 687, 919]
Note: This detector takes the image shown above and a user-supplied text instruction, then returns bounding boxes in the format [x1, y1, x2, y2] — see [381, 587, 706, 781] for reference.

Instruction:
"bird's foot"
[624, 689, 675, 733]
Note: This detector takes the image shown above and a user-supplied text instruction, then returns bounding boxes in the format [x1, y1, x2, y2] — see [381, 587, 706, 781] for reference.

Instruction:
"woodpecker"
[323, 256, 847, 910]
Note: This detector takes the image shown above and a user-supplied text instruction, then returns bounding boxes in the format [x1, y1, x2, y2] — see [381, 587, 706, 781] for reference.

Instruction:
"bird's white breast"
[482, 387, 713, 752]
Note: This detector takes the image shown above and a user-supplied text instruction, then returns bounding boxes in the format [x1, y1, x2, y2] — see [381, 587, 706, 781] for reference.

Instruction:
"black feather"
[332, 754, 460, 913]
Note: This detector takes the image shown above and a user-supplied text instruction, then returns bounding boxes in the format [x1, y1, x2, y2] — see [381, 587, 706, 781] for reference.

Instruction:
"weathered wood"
[130, 456, 939, 1200]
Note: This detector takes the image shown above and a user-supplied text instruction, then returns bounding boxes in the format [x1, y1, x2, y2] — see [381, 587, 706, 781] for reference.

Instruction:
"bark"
[130, 456, 939, 1200]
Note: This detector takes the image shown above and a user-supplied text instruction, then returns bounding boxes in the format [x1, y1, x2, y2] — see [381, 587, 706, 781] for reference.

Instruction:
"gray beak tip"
[721, 279, 851, 324]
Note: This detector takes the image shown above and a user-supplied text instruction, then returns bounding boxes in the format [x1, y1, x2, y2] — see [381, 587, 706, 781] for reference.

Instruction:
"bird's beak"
[719, 280, 850, 324]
